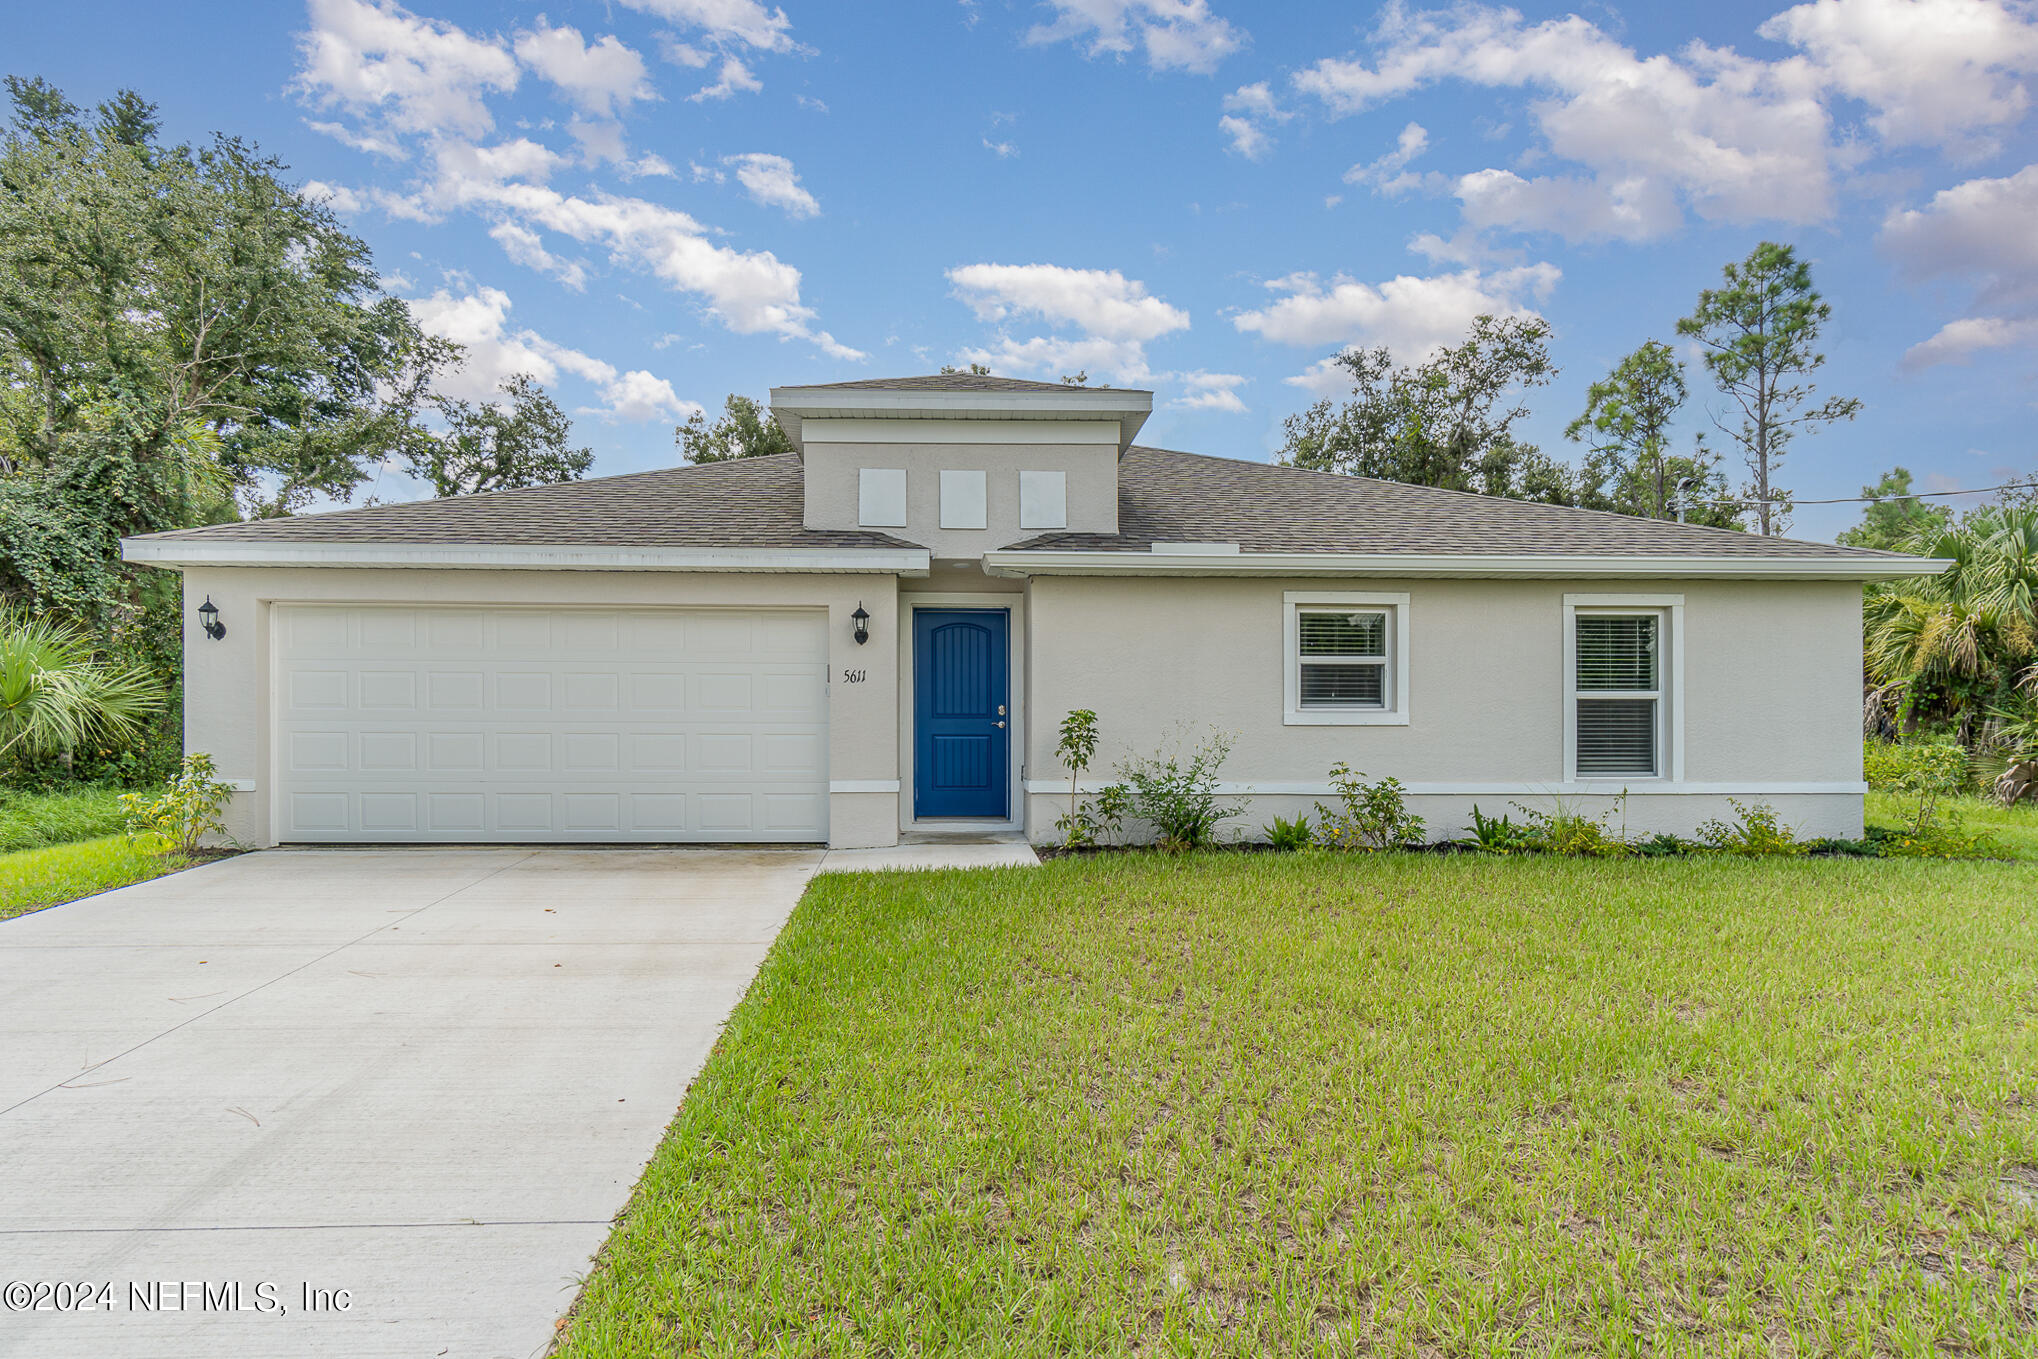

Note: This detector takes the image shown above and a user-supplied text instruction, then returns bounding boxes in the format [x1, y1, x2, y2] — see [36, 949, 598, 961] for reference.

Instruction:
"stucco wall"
[801, 421, 1119, 554]
[177, 567, 902, 848]
[1021, 575, 1866, 841]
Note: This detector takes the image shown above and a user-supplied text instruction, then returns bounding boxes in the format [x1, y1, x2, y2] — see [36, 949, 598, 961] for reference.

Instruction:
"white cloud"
[1169, 370, 1248, 411]
[568, 116, 629, 164]
[795, 94, 830, 112]
[1344, 120, 1428, 190]
[983, 137, 1018, 157]
[724, 152, 820, 218]
[620, 0, 794, 53]
[409, 285, 698, 422]
[1232, 263, 1560, 390]
[590, 369, 698, 422]
[489, 221, 589, 290]
[1219, 81, 1290, 158]
[431, 136, 562, 185]
[433, 171, 861, 357]
[1883, 163, 2038, 368]
[1453, 169, 1682, 242]
[1901, 315, 2038, 369]
[947, 263, 1191, 383]
[1028, 0, 1245, 75]
[302, 180, 366, 215]
[305, 119, 409, 158]
[1292, 5, 1834, 241]
[1760, 0, 2038, 155]
[513, 19, 654, 117]
[949, 263, 1190, 342]
[294, 0, 518, 140]
[688, 54, 763, 101]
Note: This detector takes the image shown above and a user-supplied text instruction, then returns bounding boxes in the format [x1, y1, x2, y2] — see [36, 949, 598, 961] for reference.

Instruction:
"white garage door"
[272, 605, 829, 842]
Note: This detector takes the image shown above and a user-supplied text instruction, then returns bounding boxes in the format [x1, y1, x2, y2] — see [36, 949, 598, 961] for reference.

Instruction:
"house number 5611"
[841, 668, 867, 683]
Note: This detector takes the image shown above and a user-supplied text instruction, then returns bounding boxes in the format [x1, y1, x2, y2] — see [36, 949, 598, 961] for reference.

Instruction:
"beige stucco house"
[122, 374, 1937, 848]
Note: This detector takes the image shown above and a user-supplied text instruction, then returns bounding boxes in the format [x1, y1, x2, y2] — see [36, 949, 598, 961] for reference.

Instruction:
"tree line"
[1277, 241, 1861, 536]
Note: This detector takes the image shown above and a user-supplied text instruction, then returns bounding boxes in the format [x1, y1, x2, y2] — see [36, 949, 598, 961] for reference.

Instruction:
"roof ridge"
[1123, 445, 1908, 558]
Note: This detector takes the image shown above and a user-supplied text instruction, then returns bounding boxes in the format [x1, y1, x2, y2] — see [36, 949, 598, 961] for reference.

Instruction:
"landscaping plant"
[121, 751, 234, 856]
[1697, 798, 1809, 856]
[1510, 796, 1631, 857]
[1313, 764, 1425, 851]
[1262, 813, 1312, 851]
[1053, 708, 1111, 847]
[1464, 803, 1537, 854]
[0, 607, 164, 768]
[1114, 727, 1247, 851]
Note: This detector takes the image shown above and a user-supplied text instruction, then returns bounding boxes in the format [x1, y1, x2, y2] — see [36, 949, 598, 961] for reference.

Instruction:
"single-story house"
[122, 373, 1941, 848]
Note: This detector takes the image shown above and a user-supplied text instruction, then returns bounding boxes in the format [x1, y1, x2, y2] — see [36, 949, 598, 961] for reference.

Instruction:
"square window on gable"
[858, 468, 907, 527]
[1018, 470, 1067, 530]
[939, 470, 988, 529]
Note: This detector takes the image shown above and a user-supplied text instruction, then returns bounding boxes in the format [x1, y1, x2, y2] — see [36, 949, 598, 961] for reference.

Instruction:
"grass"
[1867, 792, 2038, 862]
[0, 834, 187, 922]
[556, 853, 2038, 1358]
[0, 785, 131, 853]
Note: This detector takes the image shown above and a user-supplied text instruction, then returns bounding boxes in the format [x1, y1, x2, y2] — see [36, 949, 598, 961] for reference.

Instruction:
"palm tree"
[0, 608, 165, 765]
[1864, 506, 2038, 751]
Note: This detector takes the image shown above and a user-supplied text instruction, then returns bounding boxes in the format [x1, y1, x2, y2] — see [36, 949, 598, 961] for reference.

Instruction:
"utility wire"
[1683, 479, 2034, 508]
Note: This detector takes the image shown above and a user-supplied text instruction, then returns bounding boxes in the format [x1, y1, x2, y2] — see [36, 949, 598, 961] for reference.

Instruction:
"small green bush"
[1263, 813, 1313, 851]
[1511, 798, 1630, 857]
[1315, 765, 1425, 851]
[122, 751, 235, 856]
[1463, 804, 1538, 854]
[1116, 728, 1248, 851]
[1697, 799, 1809, 856]
[1862, 740, 1967, 795]
[1631, 832, 1698, 857]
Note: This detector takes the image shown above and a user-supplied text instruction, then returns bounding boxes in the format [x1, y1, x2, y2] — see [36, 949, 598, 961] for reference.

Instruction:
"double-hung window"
[1566, 598, 1680, 780]
[1283, 592, 1409, 725]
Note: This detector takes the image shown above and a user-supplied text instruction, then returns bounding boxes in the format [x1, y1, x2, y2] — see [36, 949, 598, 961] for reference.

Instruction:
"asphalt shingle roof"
[132, 443, 1904, 563]
[1010, 446, 1903, 560]
[134, 454, 911, 550]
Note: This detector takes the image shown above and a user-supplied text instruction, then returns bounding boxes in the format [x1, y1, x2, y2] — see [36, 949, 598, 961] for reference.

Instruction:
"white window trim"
[1563, 593, 1684, 784]
[858, 467, 908, 528]
[1283, 590, 1410, 726]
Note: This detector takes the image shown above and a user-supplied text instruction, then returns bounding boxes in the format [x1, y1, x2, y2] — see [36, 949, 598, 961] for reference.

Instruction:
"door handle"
[994, 720, 1006, 728]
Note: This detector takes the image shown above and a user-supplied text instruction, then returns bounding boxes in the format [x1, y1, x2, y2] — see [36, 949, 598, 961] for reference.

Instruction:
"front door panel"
[913, 609, 1010, 819]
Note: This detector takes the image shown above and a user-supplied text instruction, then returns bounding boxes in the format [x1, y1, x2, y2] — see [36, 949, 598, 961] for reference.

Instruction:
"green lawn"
[1867, 792, 2038, 861]
[0, 835, 188, 921]
[557, 854, 2038, 1358]
[0, 785, 130, 853]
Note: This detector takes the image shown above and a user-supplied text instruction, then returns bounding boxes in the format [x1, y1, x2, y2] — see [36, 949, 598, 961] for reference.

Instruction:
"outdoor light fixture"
[197, 596, 226, 641]
[851, 602, 870, 646]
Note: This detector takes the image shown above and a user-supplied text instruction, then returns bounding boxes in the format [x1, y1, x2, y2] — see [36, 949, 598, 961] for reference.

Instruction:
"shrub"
[1862, 740, 1967, 795]
[1510, 797, 1630, 857]
[122, 751, 235, 856]
[1631, 832, 1698, 857]
[1263, 813, 1312, 851]
[1115, 728, 1248, 851]
[1315, 765, 1425, 851]
[1463, 803, 1537, 854]
[1697, 799, 1809, 856]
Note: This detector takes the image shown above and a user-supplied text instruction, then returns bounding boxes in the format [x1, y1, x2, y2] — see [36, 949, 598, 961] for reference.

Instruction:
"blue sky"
[13, 0, 2038, 539]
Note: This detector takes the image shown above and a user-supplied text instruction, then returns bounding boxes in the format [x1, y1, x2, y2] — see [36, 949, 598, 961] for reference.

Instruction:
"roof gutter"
[979, 549, 1953, 582]
[121, 538, 933, 576]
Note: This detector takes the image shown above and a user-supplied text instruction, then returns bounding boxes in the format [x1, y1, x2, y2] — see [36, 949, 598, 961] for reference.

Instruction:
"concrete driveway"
[0, 847, 823, 1359]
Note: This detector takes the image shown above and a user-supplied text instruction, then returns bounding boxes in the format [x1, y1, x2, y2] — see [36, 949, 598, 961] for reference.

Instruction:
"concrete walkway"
[0, 847, 823, 1359]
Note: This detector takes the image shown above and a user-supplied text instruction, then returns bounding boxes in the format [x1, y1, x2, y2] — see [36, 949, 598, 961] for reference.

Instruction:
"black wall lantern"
[850, 602, 870, 646]
[197, 596, 226, 641]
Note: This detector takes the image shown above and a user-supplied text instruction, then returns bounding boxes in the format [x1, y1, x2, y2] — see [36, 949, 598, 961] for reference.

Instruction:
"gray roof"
[133, 454, 910, 550]
[1010, 446, 1903, 560]
[783, 373, 1144, 394]
[131, 443, 1903, 563]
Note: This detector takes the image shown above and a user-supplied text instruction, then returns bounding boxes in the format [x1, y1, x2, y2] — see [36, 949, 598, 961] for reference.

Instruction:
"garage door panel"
[274, 606, 828, 842]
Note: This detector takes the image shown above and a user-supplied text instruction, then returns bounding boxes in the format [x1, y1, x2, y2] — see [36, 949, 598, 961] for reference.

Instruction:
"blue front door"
[913, 609, 1010, 819]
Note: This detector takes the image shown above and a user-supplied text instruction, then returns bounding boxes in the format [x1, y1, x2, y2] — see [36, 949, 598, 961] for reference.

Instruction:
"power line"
[1686, 479, 2034, 508]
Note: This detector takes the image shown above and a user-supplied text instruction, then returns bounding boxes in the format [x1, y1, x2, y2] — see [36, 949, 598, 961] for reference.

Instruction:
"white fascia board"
[769, 386, 1152, 454]
[980, 550, 1953, 582]
[121, 538, 933, 576]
